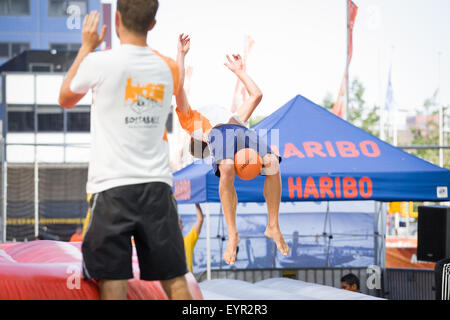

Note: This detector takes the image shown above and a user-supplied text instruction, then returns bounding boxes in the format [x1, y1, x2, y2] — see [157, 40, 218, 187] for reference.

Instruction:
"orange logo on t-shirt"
[125, 78, 165, 105]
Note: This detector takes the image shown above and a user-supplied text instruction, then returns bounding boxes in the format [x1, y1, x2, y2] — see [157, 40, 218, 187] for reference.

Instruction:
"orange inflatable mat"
[0, 240, 203, 300]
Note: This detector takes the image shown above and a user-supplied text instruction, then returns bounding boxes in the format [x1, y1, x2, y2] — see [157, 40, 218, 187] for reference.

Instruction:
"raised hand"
[81, 11, 107, 52]
[178, 33, 191, 56]
[224, 54, 245, 74]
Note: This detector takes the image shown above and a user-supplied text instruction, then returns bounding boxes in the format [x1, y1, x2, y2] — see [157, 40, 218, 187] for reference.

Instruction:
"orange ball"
[234, 148, 262, 180]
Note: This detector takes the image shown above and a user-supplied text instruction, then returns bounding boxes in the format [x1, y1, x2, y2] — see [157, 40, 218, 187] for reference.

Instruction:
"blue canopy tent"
[173, 94, 450, 278]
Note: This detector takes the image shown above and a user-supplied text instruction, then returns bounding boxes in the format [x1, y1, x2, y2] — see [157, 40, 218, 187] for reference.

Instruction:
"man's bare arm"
[175, 34, 190, 114]
[59, 11, 106, 108]
[224, 54, 262, 123]
[193, 204, 204, 234]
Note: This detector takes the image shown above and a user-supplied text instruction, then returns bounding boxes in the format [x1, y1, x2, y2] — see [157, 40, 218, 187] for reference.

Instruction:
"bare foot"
[265, 226, 290, 256]
[224, 234, 240, 265]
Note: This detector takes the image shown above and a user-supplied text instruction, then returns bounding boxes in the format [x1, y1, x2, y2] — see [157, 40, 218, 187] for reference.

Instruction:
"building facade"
[0, 1, 178, 165]
[0, 0, 101, 65]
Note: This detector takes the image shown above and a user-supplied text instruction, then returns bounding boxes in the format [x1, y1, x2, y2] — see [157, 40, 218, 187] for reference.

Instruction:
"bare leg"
[218, 159, 240, 265]
[161, 275, 193, 300]
[98, 279, 128, 300]
[262, 154, 290, 256]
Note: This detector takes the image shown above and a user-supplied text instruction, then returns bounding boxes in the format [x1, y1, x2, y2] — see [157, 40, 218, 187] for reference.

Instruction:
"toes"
[224, 253, 236, 265]
[276, 241, 290, 256]
[224, 242, 238, 265]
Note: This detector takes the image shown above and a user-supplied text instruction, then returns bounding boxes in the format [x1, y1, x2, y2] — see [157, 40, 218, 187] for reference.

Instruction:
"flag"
[332, 74, 348, 118]
[347, 0, 358, 63]
[101, 3, 112, 50]
[332, 0, 358, 118]
[230, 35, 255, 113]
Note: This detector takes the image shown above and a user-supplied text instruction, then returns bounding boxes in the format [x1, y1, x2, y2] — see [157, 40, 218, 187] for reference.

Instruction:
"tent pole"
[324, 201, 330, 267]
[1, 73, 7, 242]
[1, 147, 6, 243]
[218, 204, 224, 270]
[33, 83, 39, 239]
[374, 202, 379, 266]
[205, 202, 211, 281]
[374, 201, 386, 269]
[380, 202, 386, 269]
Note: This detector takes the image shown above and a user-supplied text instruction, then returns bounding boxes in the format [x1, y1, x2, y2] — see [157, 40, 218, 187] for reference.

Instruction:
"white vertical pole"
[374, 202, 379, 266]
[1, 74, 7, 242]
[345, 0, 349, 122]
[439, 105, 444, 167]
[1, 160, 7, 242]
[438, 52, 444, 167]
[205, 202, 211, 281]
[380, 202, 386, 268]
[378, 49, 385, 141]
[34, 159, 38, 238]
[63, 109, 67, 163]
[374, 202, 386, 268]
[34, 75, 39, 238]
[393, 108, 398, 147]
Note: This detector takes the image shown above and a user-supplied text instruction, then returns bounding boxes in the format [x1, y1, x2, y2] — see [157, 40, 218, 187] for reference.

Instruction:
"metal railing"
[195, 267, 383, 297]
[196, 267, 437, 300]
[383, 268, 435, 300]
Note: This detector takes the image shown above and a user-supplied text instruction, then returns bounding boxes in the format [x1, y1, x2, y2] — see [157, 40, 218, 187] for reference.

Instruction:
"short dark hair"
[117, 0, 159, 36]
[189, 138, 210, 159]
[341, 273, 360, 290]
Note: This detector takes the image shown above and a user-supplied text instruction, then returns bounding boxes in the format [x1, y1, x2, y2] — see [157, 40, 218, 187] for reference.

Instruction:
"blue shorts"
[207, 124, 281, 178]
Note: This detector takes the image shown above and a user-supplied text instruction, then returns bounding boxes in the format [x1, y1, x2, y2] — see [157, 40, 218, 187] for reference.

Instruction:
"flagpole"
[379, 49, 385, 140]
[393, 108, 398, 146]
[345, 0, 349, 122]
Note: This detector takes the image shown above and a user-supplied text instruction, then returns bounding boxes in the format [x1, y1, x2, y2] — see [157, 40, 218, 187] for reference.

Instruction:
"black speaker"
[417, 206, 450, 262]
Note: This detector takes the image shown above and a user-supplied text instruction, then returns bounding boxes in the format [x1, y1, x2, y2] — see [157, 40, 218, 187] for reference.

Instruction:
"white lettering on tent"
[437, 186, 448, 199]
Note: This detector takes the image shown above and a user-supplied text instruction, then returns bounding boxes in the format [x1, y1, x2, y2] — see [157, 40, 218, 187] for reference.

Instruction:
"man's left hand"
[81, 11, 107, 52]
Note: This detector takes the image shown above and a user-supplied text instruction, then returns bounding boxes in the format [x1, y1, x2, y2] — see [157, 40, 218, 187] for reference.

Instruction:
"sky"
[108, 0, 450, 124]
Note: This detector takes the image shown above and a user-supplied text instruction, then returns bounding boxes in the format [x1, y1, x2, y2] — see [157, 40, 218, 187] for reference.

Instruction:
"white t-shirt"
[195, 105, 245, 128]
[70, 44, 179, 194]
[176, 104, 246, 141]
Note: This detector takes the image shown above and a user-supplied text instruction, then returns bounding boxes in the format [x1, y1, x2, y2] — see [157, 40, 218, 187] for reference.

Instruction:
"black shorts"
[81, 182, 188, 281]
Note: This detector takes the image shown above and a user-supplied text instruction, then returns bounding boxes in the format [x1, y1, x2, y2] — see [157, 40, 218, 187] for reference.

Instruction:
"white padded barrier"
[199, 279, 316, 300]
[255, 277, 383, 300]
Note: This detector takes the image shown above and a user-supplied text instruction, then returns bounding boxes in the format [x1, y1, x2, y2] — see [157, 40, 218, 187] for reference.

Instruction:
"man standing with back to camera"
[58, 0, 192, 300]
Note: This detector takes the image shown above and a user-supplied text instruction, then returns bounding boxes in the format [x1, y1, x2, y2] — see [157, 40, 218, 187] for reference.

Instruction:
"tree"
[408, 90, 450, 168]
[322, 92, 334, 111]
[248, 115, 265, 127]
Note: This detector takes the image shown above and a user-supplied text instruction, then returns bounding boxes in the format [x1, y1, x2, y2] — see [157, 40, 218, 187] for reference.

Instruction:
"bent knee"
[218, 159, 236, 180]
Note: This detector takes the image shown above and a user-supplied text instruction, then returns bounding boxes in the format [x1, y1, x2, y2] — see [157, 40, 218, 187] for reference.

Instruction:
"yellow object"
[282, 269, 297, 280]
[388, 202, 404, 215]
[183, 226, 199, 273]
[388, 201, 418, 218]
[388, 202, 406, 217]
[409, 201, 418, 218]
[6, 218, 85, 225]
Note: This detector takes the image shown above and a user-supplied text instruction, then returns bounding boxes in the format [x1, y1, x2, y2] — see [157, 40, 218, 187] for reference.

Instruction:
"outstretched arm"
[193, 204, 204, 235]
[175, 33, 191, 114]
[225, 54, 262, 123]
[59, 11, 106, 108]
